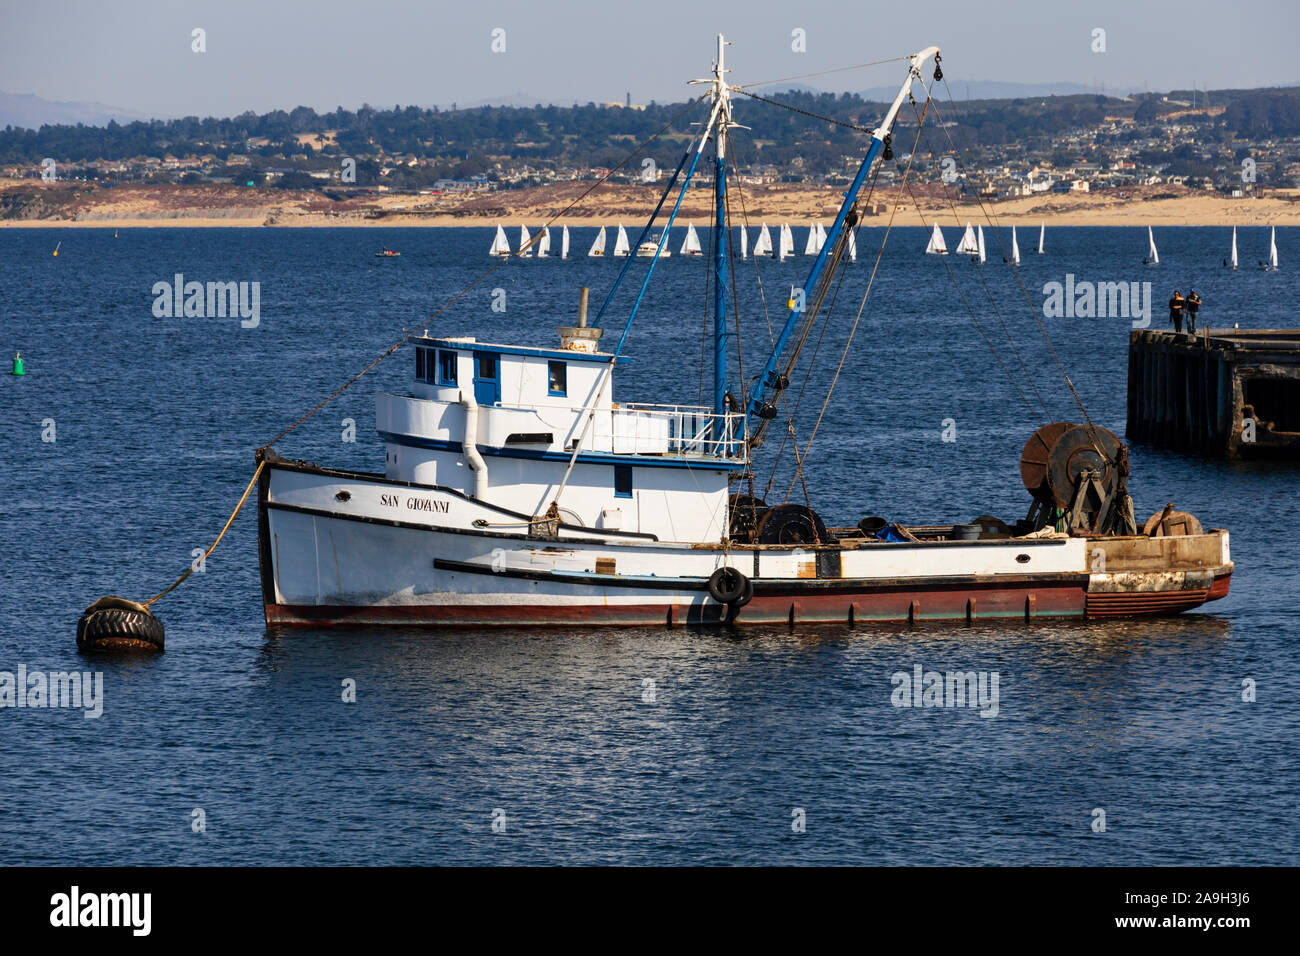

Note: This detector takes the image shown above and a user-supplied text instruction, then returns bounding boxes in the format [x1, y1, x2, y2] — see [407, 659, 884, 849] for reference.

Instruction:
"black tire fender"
[708, 566, 748, 605]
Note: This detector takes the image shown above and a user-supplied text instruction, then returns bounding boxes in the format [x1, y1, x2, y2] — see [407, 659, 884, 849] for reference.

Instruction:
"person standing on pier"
[1169, 290, 1185, 332]
[1186, 290, 1202, 334]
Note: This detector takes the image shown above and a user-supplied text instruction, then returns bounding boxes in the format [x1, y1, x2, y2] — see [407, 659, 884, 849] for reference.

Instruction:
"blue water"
[1, 225, 1295, 865]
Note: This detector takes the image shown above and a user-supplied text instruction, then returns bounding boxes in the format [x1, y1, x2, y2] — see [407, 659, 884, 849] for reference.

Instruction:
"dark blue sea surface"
[1, 224, 1295, 865]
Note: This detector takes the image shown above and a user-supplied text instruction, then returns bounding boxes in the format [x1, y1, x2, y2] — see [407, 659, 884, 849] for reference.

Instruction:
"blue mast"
[745, 46, 940, 449]
[711, 35, 732, 422]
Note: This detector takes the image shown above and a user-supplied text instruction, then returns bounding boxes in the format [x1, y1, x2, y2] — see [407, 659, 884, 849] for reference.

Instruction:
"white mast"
[588, 226, 606, 257]
[561, 225, 570, 259]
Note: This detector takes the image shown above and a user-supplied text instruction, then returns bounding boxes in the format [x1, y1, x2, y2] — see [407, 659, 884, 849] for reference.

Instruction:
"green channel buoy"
[11, 352, 24, 376]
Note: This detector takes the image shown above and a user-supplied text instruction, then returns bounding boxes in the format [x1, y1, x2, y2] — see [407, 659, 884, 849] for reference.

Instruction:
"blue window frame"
[473, 352, 500, 406]
[614, 465, 633, 498]
[437, 349, 457, 385]
[548, 360, 567, 396]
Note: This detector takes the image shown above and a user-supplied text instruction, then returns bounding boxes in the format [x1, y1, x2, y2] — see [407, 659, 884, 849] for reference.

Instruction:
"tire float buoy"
[76, 596, 165, 652]
[708, 567, 752, 608]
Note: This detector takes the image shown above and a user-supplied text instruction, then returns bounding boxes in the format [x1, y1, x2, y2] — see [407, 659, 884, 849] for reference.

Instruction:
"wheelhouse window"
[477, 353, 497, 380]
[437, 349, 458, 385]
[415, 347, 427, 381]
[548, 360, 567, 396]
[614, 465, 633, 498]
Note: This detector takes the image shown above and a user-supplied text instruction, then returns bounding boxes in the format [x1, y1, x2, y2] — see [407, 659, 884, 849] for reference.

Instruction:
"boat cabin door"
[473, 352, 500, 406]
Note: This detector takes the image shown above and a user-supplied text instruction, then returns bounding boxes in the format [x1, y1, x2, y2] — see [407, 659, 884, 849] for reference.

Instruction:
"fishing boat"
[375, 248, 401, 258]
[1143, 225, 1159, 266]
[489, 224, 511, 257]
[255, 38, 1231, 628]
[587, 226, 607, 257]
[924, 223, 948, 255]
[613, 224, 631, 257]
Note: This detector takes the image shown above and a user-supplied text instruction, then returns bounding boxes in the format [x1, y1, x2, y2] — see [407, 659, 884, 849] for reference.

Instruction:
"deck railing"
[614, 403, 746, 459]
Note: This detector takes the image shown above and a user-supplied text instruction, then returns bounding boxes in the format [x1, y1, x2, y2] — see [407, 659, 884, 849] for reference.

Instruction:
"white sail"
[537, 225, 551, 258]
[778, 222, 794, 260]
[1037, 221, 1045, 254]
[1270, 226, 1279, 270]
[613, 224, 631, 257]
[803, 223, 818, 256]
[1147, 225, 1159, 265]
[588, 226, 607, 257]
[489, 223, 511, 257]
[1010, 225, 1020, 265]
[955, 223, 978, 255]
[561, 225, 570, 259]
[519, 224, 533, 258]
[976, 224, 986, 263]
[740, 225, 748, 260]
[754, 223, 773, 257]
[816, 221, 827, 253]
[681, 222, 702, 255]
[925, 223, 948, 255]
[847, 228, 857, 261]
[1230, 227, 1237, 270]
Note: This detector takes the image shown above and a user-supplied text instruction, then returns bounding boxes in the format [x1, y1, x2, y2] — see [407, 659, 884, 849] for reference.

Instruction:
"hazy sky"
[1, 0, 1295, 117]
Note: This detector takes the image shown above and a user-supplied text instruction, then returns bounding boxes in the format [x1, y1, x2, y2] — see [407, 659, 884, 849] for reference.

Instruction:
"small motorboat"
[375, 248, 402, 258]
[635, 235, 671, 258]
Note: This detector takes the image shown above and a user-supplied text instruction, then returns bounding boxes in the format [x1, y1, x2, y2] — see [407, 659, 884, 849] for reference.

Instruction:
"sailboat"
[1036, 221, 1045, 255]
[778, 223, 795, 261]
[740, 225, 748, 260]
[537, 225, 551, 258]
[803, 223, 819, 256]
[519, 224, 534, 258]
[489, 224, 511, 257]
[561, 225, 570, 259]
[753, 223, 773, 257]
[588, 226, 607, 257]
[924, 223, 947, 255]
[816, 222, 827, 254]
[955, 222, 978, 255]
[613, 224, 631, 257]
[252, 38, 1231, 629]
[1143, 226, 1159, 266]
[1262, 227, 1279, 271]
[680, 222, 703, 256]
[1008, 225, 1020, 265]
[976, 224, 986, 264]
[1226, 227, 1237, 270]
[847, 228, 857, 262]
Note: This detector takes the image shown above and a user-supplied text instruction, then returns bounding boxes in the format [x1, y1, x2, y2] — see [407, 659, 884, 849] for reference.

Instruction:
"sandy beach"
[2, 178, 1297, 229]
